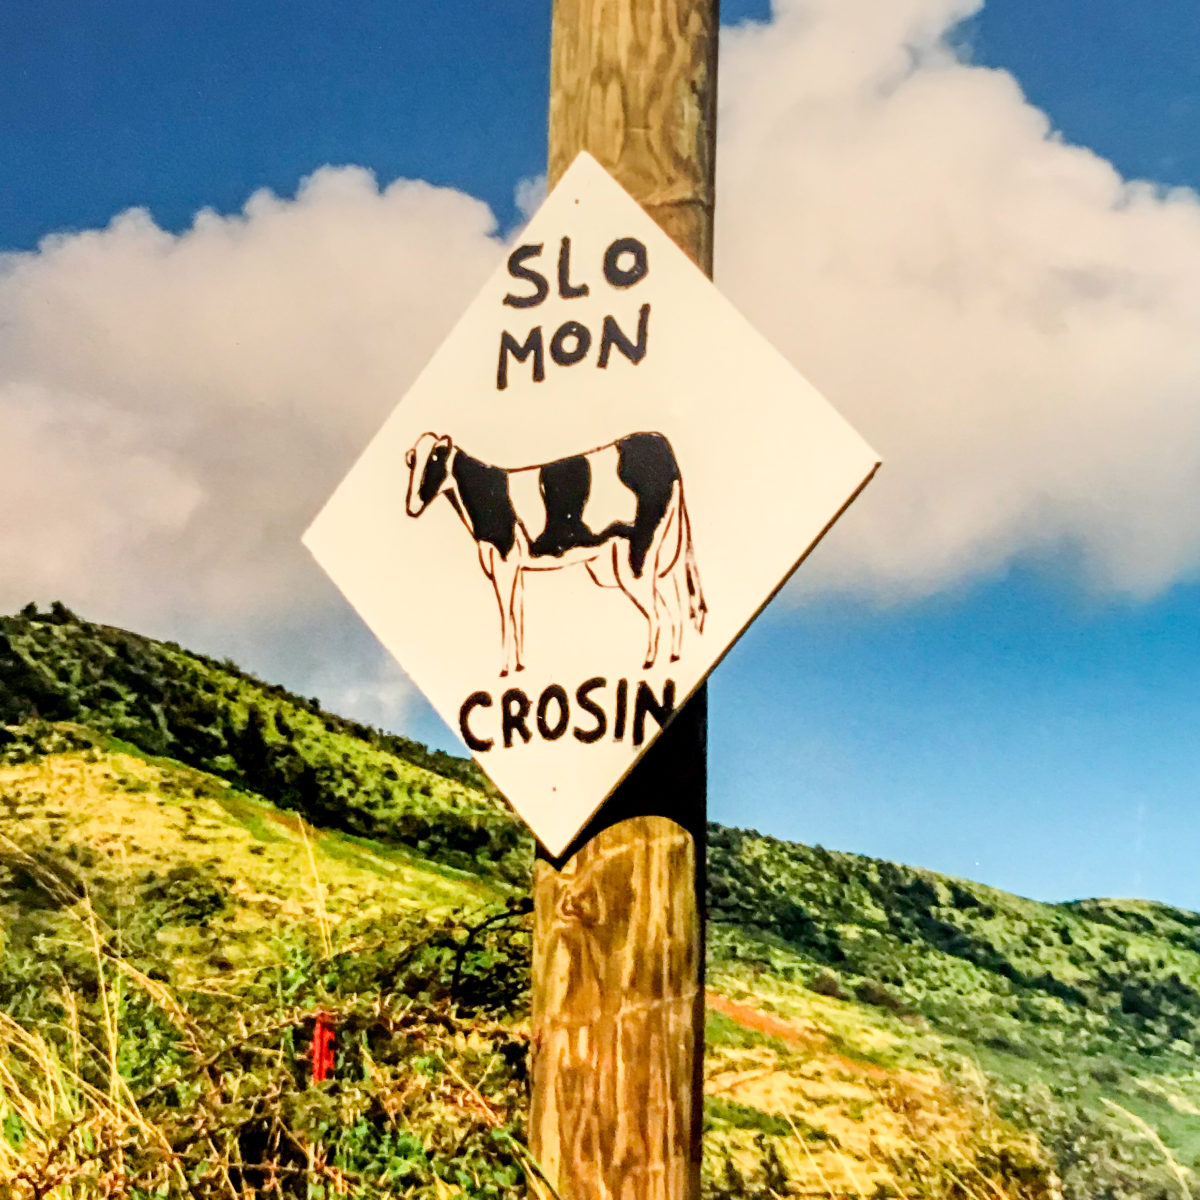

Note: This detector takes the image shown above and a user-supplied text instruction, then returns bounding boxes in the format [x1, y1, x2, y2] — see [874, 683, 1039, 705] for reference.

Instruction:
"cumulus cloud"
[717, 0, 1200, 598]
[513, 174, 548, 222]
[0, 168, 503, 706]
[4, 0, 1200, 719]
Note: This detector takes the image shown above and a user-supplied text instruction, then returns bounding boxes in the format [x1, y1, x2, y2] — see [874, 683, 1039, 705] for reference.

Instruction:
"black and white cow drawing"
[405, 431, 707, 675]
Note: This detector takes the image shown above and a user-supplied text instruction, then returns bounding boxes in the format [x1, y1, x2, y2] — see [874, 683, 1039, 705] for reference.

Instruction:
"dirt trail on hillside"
[706, 989, 902, 1081]
[706, 989, 823, 1045]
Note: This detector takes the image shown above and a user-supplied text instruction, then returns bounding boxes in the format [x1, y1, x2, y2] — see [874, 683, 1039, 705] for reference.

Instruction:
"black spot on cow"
[531, 456, 595, 556]
[451, 452, 516, 557]
[616, 432, 679, 575]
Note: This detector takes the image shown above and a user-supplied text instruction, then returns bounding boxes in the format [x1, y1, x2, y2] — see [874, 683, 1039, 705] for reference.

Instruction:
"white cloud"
[513, 173, 548, 222]
[0, 382, 203, 604]
[717, 0, 1200, 599]
[4, 0, 1200, 723]
[0, 168, 503, 715]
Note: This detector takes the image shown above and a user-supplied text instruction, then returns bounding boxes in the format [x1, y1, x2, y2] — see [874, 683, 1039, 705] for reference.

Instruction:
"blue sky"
[4, 0, 1200, 907]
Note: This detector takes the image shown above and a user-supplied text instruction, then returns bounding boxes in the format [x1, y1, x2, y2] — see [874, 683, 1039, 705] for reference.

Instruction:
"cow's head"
[405, 433, 454, 516]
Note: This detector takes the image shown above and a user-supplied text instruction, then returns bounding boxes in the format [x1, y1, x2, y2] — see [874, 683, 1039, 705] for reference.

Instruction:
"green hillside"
[707, 828, 1200, 1198]
[1, 607, 1198, 1198]
[0, 604, 529, 882]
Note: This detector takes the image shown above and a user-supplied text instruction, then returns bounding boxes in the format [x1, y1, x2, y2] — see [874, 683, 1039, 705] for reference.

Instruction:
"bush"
[854, 978, 907, 1012]
[808, 969, 846, 1000]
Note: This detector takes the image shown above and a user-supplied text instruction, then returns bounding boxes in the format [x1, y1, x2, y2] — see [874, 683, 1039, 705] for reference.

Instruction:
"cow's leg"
[665, 568, 685, 661]
[648, 565, 682, 666]
[497, 561, 522, 676]
[614, 540, 661, 668]
[653, 489, 687, 662]
[631, 485, 685, 666]
[483, 545, 520, 677]
[511, 567, 526, 672]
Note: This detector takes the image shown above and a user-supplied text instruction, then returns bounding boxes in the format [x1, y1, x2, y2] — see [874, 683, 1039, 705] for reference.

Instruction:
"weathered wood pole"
[530, 4, 719, 1200]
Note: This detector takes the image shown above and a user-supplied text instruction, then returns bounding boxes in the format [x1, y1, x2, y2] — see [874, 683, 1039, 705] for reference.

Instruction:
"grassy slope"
[707, 827, 1200, 1197]
[0, 735, 501, 967]
[0, 607, 530, 882]
[1, 608, 1198, 1197]
[0, 731, 532, 1198]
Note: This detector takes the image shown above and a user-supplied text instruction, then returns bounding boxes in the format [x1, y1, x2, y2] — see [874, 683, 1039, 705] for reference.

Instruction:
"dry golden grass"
[0, 747, 1065, 1198]
[0, 882, 188, 1197]
[704, 989, 1058, 1199]
[0, 747, 529, 1198]
[0, 751, 500, 960]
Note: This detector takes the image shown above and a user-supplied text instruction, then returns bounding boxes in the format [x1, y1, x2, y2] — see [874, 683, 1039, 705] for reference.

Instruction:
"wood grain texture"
[548, 0, 718, 273]
[532, 4, 717, 1198]
[531, 815, 702, 1200]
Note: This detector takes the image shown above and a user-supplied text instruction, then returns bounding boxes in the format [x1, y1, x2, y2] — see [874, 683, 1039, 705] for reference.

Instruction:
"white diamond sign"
[304, 152, 879, 857]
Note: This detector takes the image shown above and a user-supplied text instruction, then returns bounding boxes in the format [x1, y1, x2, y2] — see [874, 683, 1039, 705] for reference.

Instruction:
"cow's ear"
[405, 448, 416, 469]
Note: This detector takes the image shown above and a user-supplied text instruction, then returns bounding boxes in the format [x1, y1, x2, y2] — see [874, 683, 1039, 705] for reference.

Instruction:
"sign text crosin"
[459, 677, 675, 751]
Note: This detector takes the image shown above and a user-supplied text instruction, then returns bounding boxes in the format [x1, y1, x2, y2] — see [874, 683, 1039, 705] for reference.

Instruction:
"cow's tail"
[680, 490, 707, 633]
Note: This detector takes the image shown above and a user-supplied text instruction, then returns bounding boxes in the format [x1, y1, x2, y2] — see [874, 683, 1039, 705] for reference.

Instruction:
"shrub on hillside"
[807, 969, 846, 1000]
[854, 977, 907, 1012]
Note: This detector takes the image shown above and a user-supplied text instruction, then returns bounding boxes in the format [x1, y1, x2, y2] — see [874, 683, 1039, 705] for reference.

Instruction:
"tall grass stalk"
[1103, 1099, 1193, 1200]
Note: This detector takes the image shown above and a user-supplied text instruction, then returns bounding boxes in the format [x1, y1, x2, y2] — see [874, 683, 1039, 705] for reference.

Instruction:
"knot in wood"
[557, 881, 604, 926]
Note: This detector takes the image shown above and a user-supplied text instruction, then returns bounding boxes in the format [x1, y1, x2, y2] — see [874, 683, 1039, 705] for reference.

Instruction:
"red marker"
[311, 1011, 335, 1082]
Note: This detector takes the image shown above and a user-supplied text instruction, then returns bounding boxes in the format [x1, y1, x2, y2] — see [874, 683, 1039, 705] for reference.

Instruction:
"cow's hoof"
[499, 668, 509, 678]
[515, 663, 525, 673]
[670, 653, 680, 663]
[643, 660, 654, 670]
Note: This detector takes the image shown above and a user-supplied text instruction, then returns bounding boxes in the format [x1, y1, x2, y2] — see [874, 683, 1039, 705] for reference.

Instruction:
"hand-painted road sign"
[304, 152, 880, 857]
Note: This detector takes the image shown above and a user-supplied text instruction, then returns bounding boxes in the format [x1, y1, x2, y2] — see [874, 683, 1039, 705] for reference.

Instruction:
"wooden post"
[530, 4, 718, 1200]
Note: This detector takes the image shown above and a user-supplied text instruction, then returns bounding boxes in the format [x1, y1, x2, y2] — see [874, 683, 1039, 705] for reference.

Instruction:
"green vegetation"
[2, 605, 1199, 1197]
[0, 735, 533, 1197]
[0, 605, 531, 883]
[708, 825, 1200, 1198]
